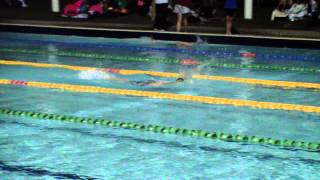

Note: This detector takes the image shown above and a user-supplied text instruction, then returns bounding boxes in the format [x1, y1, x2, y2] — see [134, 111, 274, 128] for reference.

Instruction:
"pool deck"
[0, 0, 320, 40]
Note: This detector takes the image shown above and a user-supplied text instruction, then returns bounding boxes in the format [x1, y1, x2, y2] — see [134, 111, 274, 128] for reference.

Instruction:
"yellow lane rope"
[1, 79, 319, 114]
[1, 59, 320, 90]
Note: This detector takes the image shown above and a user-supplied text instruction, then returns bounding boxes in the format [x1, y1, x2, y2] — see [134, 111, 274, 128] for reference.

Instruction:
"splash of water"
[78, 70, 111, 80]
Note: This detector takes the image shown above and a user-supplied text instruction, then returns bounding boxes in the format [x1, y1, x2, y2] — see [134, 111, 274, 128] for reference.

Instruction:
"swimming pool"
[0, 32, 319, 179]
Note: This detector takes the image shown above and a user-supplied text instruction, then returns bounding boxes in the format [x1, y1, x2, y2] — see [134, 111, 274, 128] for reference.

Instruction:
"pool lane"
[1, 79, 320, 114]
[1, 48, 320, 73]
[0, 108, 319, 152]
[1, 60, 320, 90]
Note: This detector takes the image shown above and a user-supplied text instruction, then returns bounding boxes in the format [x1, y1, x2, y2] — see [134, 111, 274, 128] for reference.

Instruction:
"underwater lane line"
[1, 59, 320, 90]
[1, 48, 320, 73]
[1, 79, 320, 114]
[0, 108, 319, 152]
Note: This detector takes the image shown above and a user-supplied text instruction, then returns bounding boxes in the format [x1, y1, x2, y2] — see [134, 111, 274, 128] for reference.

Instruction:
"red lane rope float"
[102, 68, 121, 74]
[10, 80, 28, 86]
[240, 52, 257, 58]
[180, 59, 199, 66]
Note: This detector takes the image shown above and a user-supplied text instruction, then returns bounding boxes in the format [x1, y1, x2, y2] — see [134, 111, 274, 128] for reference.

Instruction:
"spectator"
[88, 0, 108, 17]
[102, 0, 129, 16]
[62, 0, 89, 18]
[224, 0, 237, 35]
[271, 0, 293, 21]
[308, 0, 319, 19]
[137, 0, 152, 16]
[173, 0, 192, 32]
[277, 0, 293, 11]
[287, 0, 308, 21]
[4, 0, 28, 7]
[114, 0, 129, 14]
[153, 0, 169, 30]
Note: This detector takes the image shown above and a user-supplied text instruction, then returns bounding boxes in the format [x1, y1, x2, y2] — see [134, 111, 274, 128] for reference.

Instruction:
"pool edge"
[1, 23, 320, 49]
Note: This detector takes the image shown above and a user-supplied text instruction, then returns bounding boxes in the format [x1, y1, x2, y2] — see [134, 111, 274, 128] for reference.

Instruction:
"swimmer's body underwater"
[79, 70, 186, 87]
[107, 76, 185, 87]
[128, 78, 185, 86]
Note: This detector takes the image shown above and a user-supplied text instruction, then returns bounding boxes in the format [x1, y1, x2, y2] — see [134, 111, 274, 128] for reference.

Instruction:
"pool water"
[0, 32, 319, 179]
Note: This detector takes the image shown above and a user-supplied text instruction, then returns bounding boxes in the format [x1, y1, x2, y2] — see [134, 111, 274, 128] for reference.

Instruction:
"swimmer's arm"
[177, 41, 194, 47]
[149, 81, 180, 87]
[164, 81, 181, 86]
[106, 77, 129, 82]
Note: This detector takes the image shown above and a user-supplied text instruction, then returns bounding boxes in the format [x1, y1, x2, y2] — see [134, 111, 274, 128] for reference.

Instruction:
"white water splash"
[78, 70, 111, 80]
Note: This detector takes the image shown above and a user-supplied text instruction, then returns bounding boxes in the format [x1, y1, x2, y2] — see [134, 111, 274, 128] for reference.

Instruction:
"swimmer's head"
[176, 78, 184, 82]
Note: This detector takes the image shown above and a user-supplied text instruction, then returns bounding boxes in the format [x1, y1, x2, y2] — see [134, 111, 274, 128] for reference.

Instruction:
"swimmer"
[79, 70, 185, 87]
[176, 36, 204, 48]
[177, 41, 194, 48]
[128, 78, 185, 87]
[78, 69, 129, 82]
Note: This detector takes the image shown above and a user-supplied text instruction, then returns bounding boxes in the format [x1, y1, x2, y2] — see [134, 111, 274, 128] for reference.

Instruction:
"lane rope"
[0, 108, 319, 152]
[1, 59, 320, 90]
[1, 48, 320, 73]
[1, 37, 320, 62]
[1, 79, 320, 114]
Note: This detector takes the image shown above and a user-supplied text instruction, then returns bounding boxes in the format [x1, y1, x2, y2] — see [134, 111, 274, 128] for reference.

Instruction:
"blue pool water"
[0, 32, 319, 179]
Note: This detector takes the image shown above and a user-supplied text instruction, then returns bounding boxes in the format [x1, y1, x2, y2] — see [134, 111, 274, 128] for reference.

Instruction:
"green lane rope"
[209, 63, 320, 73]
[0, 48, 180, 64]
[0, 108, 319, 152]
[1, 48, 319, 73]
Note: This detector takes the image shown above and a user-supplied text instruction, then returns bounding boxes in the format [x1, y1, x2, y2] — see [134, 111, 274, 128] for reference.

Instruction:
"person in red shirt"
[173, 0, 192, 32]
[88, 0, 107, 17]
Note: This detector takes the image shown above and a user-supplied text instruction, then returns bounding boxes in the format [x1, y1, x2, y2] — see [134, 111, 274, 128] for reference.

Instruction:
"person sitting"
[104, 0, 129, 16]
[287, 0, 308, 21]
[4, 0, 28, 7]
[62, 0, 89, 18]
[271, 0, 293, 21]
[137, 0, 151, 16]
[112, 0, 129, 14]
[88, 0, 108, 17]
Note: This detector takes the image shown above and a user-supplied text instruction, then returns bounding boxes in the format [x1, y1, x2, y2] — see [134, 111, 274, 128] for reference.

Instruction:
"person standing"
[224, 0, 237, 35]
[153, 0, 169, 30]
[173, 0, 192, 32]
